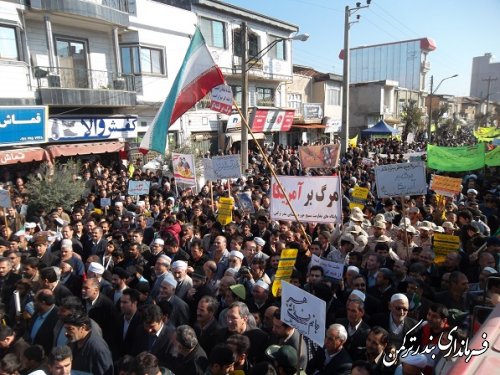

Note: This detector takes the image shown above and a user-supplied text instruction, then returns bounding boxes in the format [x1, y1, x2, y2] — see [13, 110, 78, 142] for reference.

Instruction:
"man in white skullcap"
[87, 261, 112, 294]
[171, 260, 192, 299]
[369, 293, 419, 349]
[228, 250, 244, 272]
[157, 273, 189, 326]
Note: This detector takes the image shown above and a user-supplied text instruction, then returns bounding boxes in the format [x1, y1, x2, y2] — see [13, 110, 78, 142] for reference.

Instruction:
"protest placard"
[281, 281, 326, 346]
[127, 180, 150, 196]
[202, 158, 217, 181]
[298, 144, 340, 168]
[212, 155, 242, 179]
[429, 175, 462, 197]
[270, 176, 342, 223]
[374, 162, 427, 198]
[172, 153, 196, 185]
[433, 234, 460, 264]
[0, 189, 11, 208]
[100, 198, 111, 208]
[309, 254, 344, 280]
[349, 186, 369, 210]
[271, 249, 298, 297]
[236, 192, 254, 213]
[217, 197, 234, 225]
[210, 84, 233, 115]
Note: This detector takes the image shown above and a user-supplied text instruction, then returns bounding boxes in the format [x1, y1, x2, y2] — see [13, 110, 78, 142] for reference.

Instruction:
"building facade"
[470, 53, 500, 103]
[0, 0, 301, 175]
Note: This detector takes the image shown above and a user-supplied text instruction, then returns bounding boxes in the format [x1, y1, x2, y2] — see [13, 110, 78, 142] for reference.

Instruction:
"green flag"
[427, 144, 485, 171]
[486, 147, 500, 167]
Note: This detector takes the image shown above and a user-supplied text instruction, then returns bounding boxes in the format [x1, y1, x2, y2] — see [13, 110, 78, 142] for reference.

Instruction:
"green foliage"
[25, 160, 85, 213]
[400, 100, 424, 141]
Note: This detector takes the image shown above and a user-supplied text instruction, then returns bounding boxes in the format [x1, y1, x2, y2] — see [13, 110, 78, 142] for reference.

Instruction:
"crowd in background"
[0, 135, 498, 375]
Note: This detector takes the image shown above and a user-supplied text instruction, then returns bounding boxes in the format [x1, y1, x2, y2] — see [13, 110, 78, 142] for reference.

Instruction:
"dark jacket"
[194, 318, 220, 357]
[69, 329, 113, 375]
[306, 347, 352, 375]
[27, 305, 59, 355]
[170, 344, 208, 375]
[336, 318, 371, 361]
[369, 312, 419, 349]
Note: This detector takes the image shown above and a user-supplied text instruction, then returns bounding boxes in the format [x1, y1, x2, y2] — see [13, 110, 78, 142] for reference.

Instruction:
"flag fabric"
[349, 134, 358, 148]
[140, 27, 225, 154]
[485, 146, 500, 167]
[427, 144, 486, 172]
[474, 127, 500, 142]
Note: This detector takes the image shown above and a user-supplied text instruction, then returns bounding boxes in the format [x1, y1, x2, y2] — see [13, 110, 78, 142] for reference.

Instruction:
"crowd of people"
[0, 136, 498, 375]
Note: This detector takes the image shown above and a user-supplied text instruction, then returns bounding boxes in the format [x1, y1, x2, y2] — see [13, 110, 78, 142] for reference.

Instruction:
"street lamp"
[341, 0, 371, 154]
[240, 21, 309, 172]
[427, 74, 458, 142]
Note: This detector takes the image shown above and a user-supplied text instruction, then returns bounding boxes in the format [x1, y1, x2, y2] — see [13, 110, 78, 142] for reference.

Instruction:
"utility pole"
[340, 1, 371, 154]
[240, 22, 248, 172]
[482, 76, 497, 125]
[341, 6, 350, 154]
[427, 75, 434, 141]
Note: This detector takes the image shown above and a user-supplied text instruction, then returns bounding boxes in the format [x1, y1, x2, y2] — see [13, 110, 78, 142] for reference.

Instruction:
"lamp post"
[427, 74, 458, 142]
[341, 1, 371, 154]
[240, 23, 309, 172]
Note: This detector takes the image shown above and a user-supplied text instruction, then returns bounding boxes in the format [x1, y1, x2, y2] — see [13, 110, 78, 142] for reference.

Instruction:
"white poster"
[172, 153, 196, 185]
[202, 158, 217, 181]
[374, 162, 427, 198]
[127, 180, 151, 196]
[211, 155, 242, 179]
[281, 281, 326, 346]
[0, 189, 11, 208]
[309, 254, 344, 280]
[210, 84, 233, 115]
[270, 176, 342, 223]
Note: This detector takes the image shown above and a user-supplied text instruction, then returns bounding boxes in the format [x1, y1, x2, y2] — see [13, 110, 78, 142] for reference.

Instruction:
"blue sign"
[48, 116, 138, 142]
[0, 106, 47, 146]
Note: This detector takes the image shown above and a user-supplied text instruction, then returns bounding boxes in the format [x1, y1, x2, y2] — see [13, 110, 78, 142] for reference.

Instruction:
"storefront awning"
[226, 132, 266, 151]
[0, 147, 51, 166]
[226, 132, 265, 143]
[291, 124, 326, 129]
[46, 141, 125, 158]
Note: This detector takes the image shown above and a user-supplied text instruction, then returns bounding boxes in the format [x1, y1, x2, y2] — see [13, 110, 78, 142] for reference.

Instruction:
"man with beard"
[63, 311, 113, 375]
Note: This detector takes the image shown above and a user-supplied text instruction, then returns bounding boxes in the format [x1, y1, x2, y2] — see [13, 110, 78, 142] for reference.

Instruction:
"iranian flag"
[139, 27, 225, 154]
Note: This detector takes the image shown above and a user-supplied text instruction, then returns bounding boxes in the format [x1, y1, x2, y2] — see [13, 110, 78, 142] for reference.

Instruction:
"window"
[56, 38, 88, 88]
[200, 17, 225, 48]
[0, 25, 19, 60]
[120, 45, 164, 75]
[233, 29, 259, 58]
[327, 87, 341, 106]
[231, 85, 242, 106]
[256, 87, 274, 106]
[288, 93, 302, 112]
[271, 37, 286, 60]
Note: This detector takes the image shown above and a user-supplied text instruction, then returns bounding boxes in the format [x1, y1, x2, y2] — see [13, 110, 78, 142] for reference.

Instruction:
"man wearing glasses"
[369, 293, 419, 349]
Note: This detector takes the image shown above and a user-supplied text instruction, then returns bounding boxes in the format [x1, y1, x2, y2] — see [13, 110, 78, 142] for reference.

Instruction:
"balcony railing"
[32, 66, 136, 91]
[84, 0, 130, 12]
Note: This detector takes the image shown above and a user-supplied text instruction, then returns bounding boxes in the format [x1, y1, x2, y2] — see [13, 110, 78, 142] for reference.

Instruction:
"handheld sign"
[375, 162, 427, 198]
[0, 189, 11, 208]
[127, 180, 150, 196]
[281, 281, 326, 346]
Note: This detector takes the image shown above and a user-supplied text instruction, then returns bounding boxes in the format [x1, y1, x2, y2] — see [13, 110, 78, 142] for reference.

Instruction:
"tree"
[400, 100, 424, 141]
[25, 160, 85, 215]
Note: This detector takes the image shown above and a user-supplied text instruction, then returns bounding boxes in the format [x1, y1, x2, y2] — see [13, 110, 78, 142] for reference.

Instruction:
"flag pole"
[400, 196, 410, 260]
[232, 100, 311, 246]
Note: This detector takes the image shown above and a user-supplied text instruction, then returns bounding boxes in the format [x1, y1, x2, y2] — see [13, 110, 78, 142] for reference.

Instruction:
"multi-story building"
[287, 65, 342, 144]
[165, 0, 300, 154]
[470, 53, 500, 103]
[0, 0, 301, 176]
[342, 37, 436, 135]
